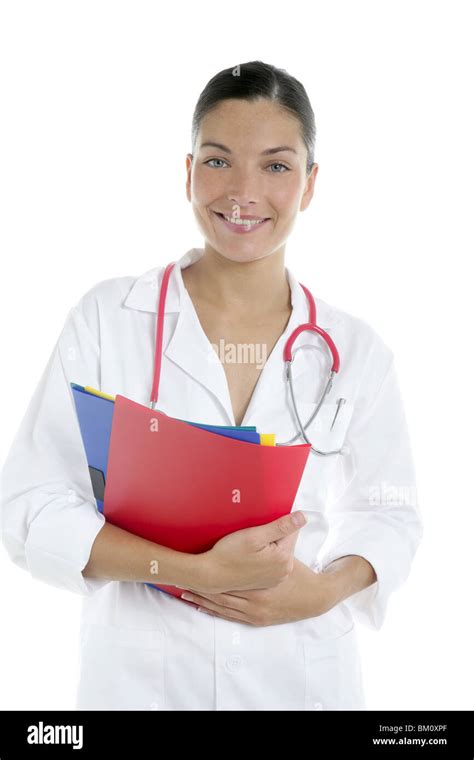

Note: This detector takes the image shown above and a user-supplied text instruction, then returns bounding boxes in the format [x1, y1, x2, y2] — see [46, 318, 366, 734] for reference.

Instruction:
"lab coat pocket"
[303, 624, 365, 710]
[76, 624, 165, 710]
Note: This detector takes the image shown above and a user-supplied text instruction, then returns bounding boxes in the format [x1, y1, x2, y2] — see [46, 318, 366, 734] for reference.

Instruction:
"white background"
[1, 0, 472, 710]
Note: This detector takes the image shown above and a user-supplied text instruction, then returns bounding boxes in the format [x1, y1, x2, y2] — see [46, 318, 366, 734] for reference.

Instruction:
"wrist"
[319, 554, 377, 604]
[302, 562, 343, 617]
[177, 550, 212, 593]
[311, 565, 345, 611]
[319, 564, 346, 608]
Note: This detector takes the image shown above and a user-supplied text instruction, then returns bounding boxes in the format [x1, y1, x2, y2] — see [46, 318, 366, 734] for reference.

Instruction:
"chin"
[208, 242, 273, 264]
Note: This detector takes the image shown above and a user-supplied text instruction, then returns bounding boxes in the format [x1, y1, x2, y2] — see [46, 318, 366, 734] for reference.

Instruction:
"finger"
[197, 608, 253, 625]
[250, 511, 306, 549]
[181, 591, 246, 613]
[196, 600, 249, 623]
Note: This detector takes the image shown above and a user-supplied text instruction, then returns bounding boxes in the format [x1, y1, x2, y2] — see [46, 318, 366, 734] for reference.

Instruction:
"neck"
[182, 246, 291, 316]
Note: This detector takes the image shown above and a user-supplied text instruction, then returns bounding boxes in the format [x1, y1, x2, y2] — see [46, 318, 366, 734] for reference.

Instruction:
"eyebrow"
[199, 141, 298, 156]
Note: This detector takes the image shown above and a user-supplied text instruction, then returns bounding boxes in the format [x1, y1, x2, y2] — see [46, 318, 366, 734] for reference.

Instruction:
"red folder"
[103, 395, 311, 601]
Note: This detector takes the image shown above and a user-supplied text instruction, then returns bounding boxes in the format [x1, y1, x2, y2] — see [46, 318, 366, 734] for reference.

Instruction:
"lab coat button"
[225, 655, 244, 672]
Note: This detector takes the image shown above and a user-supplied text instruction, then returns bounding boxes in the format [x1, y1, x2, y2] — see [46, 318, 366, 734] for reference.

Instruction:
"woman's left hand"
[180, 558, 339, 626]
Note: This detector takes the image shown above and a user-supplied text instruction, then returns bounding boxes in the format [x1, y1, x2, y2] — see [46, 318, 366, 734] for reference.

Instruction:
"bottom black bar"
[0, 710, 472, 757]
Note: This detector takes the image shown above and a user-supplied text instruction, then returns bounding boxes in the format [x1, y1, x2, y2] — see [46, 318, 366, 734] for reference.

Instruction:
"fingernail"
[291, 511, 306, 526]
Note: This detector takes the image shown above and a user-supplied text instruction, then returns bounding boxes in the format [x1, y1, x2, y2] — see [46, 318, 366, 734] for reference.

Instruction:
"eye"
[268, 163, 290, 173]
[203, 158, 229, 169]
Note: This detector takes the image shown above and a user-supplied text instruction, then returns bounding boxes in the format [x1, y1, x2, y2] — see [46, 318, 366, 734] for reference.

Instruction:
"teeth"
[222, 214, 266, 226]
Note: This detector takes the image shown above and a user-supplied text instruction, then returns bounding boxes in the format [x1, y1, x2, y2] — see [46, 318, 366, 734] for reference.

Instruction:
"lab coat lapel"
[164, 287, 236, 422]
[123, 248, 235, 421]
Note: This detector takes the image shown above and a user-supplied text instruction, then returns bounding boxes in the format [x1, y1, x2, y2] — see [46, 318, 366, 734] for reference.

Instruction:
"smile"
[212, 210, 271, 234]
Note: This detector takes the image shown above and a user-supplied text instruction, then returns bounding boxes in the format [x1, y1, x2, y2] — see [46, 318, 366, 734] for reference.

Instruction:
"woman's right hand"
[192, 511, 307, 594]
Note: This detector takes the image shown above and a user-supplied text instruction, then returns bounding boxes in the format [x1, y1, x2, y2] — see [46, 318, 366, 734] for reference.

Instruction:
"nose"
[228, 196, 258, 212]
[226, 168, 261, 209]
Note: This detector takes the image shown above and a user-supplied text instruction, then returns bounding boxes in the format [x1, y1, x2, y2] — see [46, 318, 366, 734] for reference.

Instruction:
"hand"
[188, 511, 307, 594]
[180, 558, 338, 626]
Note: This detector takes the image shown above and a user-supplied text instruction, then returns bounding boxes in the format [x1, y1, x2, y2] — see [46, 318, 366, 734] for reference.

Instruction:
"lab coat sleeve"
[0, 299, 111, 596]
[318, 337, 423, 631]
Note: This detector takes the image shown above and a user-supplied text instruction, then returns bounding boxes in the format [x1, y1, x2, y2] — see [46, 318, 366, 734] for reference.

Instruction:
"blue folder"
[70, 384, 115, 513]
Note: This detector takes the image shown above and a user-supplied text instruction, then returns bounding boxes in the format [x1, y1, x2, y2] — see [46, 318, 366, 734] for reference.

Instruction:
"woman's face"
[186, 98, 318, 264]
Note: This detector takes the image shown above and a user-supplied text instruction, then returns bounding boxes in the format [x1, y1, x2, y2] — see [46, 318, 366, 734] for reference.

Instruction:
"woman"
[0, 61, 423, 710]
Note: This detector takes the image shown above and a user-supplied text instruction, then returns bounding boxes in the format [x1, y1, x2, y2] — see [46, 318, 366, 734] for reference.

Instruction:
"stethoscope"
[149, 262, 347, 456]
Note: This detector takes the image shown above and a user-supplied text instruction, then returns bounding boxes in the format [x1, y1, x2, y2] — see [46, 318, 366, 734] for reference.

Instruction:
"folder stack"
[71, 383, 310, 603]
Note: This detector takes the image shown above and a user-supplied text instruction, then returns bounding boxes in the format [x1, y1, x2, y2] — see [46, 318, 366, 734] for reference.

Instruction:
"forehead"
[197, 98, 303, 149]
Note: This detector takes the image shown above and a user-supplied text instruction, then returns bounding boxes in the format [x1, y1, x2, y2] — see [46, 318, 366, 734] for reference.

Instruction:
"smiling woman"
[186, 73, 318, 263]
[0, 60, 423, 712]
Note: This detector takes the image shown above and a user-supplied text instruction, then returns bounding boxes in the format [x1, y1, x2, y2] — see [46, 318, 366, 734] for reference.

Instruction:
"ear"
[185, 154, 193, 202]
[300, 163, 319, 212]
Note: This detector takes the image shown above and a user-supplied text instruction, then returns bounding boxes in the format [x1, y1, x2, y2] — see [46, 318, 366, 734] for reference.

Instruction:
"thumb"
[253, 511, 307, 548]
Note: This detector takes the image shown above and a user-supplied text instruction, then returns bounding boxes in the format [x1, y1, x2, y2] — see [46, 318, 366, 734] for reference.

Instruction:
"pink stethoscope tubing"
[150, 262, 346, 456]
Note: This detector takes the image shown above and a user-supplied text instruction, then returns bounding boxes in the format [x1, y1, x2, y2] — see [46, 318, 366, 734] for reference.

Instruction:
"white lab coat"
[0, 246, 423, 711]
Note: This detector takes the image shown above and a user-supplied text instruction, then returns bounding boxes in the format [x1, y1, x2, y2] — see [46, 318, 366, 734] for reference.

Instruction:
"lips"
[211, 209, 271, 234]
[213, 211, 270, 222]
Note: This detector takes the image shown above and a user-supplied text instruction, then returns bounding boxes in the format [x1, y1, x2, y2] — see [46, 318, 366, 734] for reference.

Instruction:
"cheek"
[191, 166, 222, 206]
[267, 176, 302, 216]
